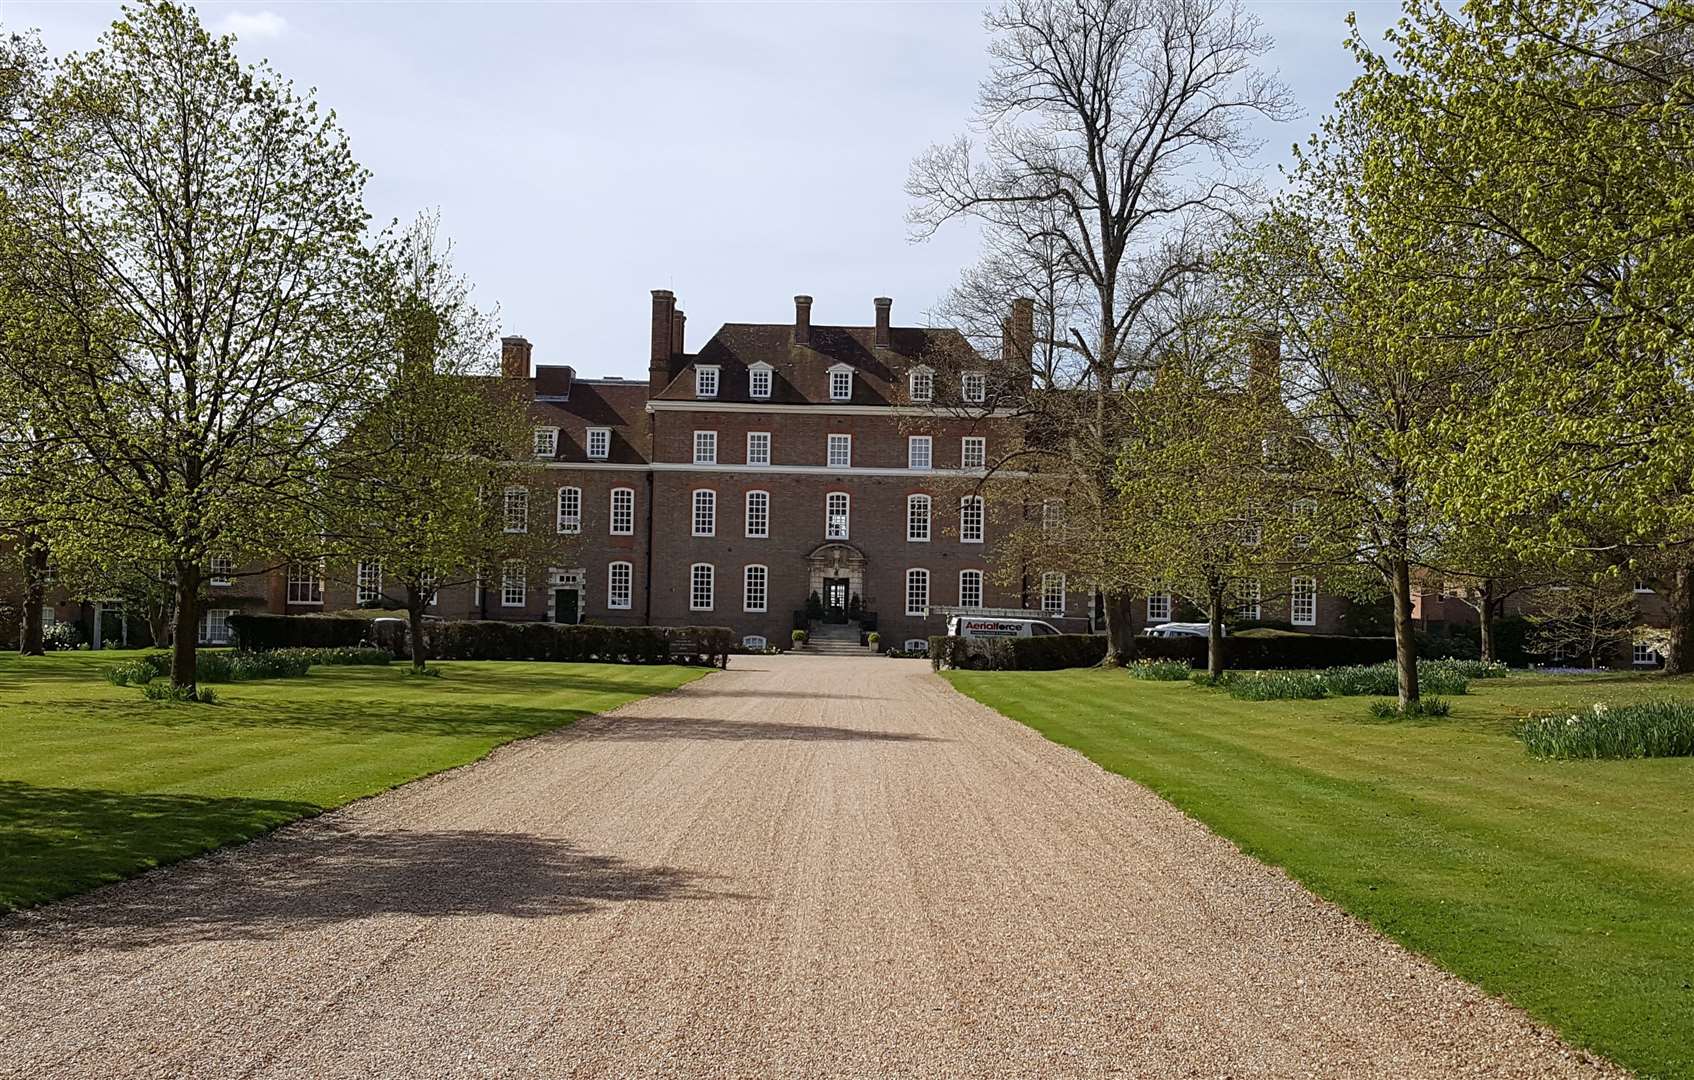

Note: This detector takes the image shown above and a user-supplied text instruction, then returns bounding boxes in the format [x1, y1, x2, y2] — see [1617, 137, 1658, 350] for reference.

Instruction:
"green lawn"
[0, 651, 707, 912]
[945, 668, 1694, 1080]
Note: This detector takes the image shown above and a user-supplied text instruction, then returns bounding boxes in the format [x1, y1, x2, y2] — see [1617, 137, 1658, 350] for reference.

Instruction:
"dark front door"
[824, 577, 849, 618]
[553, 587, 580, 624]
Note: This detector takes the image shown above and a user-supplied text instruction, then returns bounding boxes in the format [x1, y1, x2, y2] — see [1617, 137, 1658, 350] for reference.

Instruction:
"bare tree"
[908, 0, 1292, 661]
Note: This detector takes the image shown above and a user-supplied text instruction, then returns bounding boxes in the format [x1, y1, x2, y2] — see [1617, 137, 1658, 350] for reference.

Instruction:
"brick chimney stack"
[500, 335, 532, 380]
[1002, 298, 1034, 368]
[1248, 329, 1281, 398]
[671, 309, 686, 356]
[873, 297, 892, 349]
[794, 295, 813, 346]
[649, 289, 677, 394]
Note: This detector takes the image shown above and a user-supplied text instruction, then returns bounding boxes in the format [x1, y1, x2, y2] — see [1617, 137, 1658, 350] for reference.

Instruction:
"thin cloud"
[216, 11, 288, 41]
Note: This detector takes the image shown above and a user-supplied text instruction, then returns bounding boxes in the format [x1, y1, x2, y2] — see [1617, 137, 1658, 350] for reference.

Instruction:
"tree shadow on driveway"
[590, 715, 943, 743]
[6, 820, 732, 951]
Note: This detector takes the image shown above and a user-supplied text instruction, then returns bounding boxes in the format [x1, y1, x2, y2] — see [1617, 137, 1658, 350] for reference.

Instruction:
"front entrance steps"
[802, 622, 872, 656]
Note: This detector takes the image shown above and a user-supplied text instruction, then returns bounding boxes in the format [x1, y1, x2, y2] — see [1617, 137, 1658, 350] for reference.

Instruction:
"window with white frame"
[1041, 572, 1066, 615]
[905, 568, 929, 616]
[557, 486, 581, 534]
[745, 490, 770, 538]
[356, 558, 383, 605]
[610, 487, 635, 535]
[909, 368, 933, 402]
[961, 437, 985, 469]
[829, 367, 853, 401]
[908, 436, 932, 470]
[747, 431, 771, 466]
[692, 489, 716, 537]
[501, 561, 526, 607]
[1234, 579, 1262, 620]
[1634, 640, 1661, 665]
[607, 561, 633, 610]
[1292, 498, 1317, 546]
[504, 486, 529, 533]
[200, 608, 234, 644]
[907, 494, 931, 542]
[418, 571, 438, 608]
[693, 430, 717, 465]
[743, 634, 768, 651]
[1042, 499, 1065, 535]
[1291, 576, 1318, 626]
[960, 495, 985, 543]
[749, 364, 773, 399]
[1147, 591, 1172, 623]
[826, 492, 850, 540]
[586, 427, 611, 460]
[286, 561, 323, 605]
[533, 427, 558, 458]
[690, 563, 715, 611]
[208, 555, 234, 587]
[961, 372, 986, 403]
[827, 433, 851, 468]
[744, 564, 768, 612]
[695, 365, 719, 398]
[959, 569, 984, 609]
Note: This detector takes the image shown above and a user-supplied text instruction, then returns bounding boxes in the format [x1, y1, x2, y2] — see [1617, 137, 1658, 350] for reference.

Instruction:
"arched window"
[959, 569, 984, 609]
[1291, 576, 1317, 626]
[745, 490, 770, 538]
[743, 564, 768, 613]
[607, 562, 633, 610]
[556, 486, 581, 534]
[1041, 572, 1066, 615]
[959, 495, 984, 543]
[692, 489, 716, 537]
[609, 487, 635, 535]
[825, 492, 850, 540]
[503, 486, 528, 533]
[905, 568, 929, 616]
[690, 563, 714, 612]
[907, 494, 931, 542]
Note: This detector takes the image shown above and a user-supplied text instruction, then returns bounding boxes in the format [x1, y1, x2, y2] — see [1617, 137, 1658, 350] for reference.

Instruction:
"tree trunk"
[171, 561, 201, 694]
[1389, 556, 1420, 706]
[1665, 564, 1694, 675]
[19, 533, 46, 656]
[146, 602, 173, 650]
[407, 582, 428, 673]
[1478, 578, 1496, 663]
[1207, 583, 1226, 679]
[1102, 587, 1136, 665]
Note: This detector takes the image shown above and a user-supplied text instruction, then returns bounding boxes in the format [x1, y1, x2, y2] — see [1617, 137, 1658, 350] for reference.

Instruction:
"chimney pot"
[500, 335, 532, 380]
[873, 296, 892, 348]
[794, 295, 813, 346]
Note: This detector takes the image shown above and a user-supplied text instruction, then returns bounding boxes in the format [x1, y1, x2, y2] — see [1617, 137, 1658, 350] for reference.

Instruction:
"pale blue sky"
[8, 1, 1400, 379]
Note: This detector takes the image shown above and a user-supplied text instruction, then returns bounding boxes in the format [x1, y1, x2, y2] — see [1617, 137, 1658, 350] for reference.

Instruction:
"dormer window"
[533, 427, 558, 458]
[586, 428, 610, 460]
[695, 365, 719, 398]
[909, 368, 934, 403]
[828, 365, 853, 402]
[749, 363, 773, 399]
[961, 371, 986, 404]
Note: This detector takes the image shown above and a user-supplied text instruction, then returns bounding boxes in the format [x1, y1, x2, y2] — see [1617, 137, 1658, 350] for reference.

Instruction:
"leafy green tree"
[0, 3, 380, 692]
[324, 212, 543, 673]
[1335, 0, 1694, 670]
[1529, 577, 1644, 669]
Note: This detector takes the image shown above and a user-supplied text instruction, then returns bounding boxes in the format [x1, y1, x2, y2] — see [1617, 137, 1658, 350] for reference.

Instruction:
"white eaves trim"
[646, 400, 1018, 419]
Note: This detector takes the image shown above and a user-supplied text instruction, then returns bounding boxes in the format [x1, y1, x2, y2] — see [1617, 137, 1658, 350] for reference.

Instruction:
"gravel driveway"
[0, 655, 1616, 1079]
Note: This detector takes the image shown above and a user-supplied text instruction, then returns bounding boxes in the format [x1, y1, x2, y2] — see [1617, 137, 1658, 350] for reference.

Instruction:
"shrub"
[1188, 670, 1236, 688]
[106, 654, 169, 686]
[404, 664, 444, 678]
[1127, 659, 1192, 681]
[1368, 697, 1452, 720]
[792, 629, 808, 646]
[427, 621, 732, 667]
[1515, 701, 1694, 760]
[273, 647, 390, 667]
[42, 622, 85, 651]
[929, 634, 1106, 671]
[1226, 670, 1327, 700]
[867, 631, 880, 647]
[1427, 658, 1508, 680]
[1135, 633, 1395, 670]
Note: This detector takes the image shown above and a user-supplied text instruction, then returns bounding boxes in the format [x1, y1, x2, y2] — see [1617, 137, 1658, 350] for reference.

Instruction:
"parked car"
[945, 616, 1064, 639]
[1141, 621, 1224, 639]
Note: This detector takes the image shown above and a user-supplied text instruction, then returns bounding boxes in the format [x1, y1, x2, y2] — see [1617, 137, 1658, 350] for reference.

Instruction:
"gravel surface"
[0, 655, 1620, 1079]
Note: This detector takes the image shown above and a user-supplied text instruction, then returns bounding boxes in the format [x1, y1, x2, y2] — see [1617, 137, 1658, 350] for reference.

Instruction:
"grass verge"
[943, 667, 1694, 1080]
[0, 651, 707, 911]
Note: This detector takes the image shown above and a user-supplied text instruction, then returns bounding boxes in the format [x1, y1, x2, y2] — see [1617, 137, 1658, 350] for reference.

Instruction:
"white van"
[1141, 621, 1224, 639]
[946, 615, 1065, 639]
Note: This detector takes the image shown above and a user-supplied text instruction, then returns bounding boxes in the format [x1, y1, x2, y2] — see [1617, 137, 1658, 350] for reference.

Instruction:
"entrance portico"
[805, 542, 867, 611]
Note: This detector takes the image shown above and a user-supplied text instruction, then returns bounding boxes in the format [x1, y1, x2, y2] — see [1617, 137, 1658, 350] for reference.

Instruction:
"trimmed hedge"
[229, 614, 373, 651]
[231, 614, 733, 667]
[929, 634, 1108, 672]
[1136, 633, 1395, 670]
